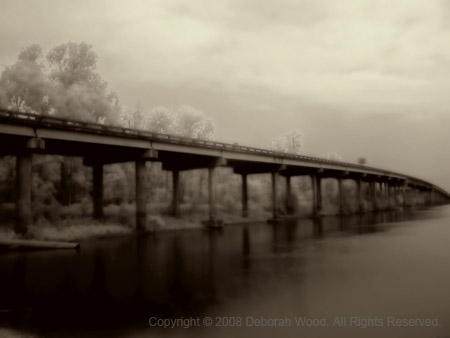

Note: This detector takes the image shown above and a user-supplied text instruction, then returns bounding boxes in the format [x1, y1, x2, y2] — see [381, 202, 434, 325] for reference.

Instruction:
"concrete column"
[271, 171, 279, 220]
[402, 182, 407, 208]
[135, 160, 147, 233]
[208, 166, 217, 221]
[357, 177, 364, 213]
[413, 188, 419, 207]
[370, 180, 378, 211]
[338, 176, 344, 214]
[92, 163, 104, 219]
[15, 154, 32, 235]
[171, 170, 180, 217]
[312, 174, 322, 217]
[285, 175, 292, 214]
[394, 184, 398, 207]
[241, 173, 248, 218]
[386, 182, 391, 209]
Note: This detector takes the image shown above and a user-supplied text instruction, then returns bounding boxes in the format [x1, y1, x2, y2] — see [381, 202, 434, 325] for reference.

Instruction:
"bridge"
[0, 108, 449, 234]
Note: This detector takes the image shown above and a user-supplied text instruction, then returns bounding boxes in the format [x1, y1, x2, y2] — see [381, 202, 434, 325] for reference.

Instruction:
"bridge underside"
[0, 113, 448, 235]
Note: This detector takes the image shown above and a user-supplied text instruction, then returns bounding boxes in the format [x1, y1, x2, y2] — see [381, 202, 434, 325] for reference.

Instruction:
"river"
[1, 206, 450, 338]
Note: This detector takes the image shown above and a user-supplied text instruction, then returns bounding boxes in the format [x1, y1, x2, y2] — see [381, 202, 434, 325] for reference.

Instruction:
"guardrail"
[0, 108, 447, 195]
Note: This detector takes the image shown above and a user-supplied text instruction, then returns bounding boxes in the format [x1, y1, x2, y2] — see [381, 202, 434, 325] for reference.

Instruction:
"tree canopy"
[47, 42, 120, 124]
[120, 104, 216, 140]
[1, 42, 215, 140]
[0, 44, 50, 114]
[269, 129, 303, 154]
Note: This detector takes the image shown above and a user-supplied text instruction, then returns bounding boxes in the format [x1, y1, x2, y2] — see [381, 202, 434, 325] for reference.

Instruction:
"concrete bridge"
[0, 108, 449, 234]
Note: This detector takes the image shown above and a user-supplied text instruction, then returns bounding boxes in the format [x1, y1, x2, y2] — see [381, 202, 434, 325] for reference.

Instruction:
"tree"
[145, 106, 177, 134]
[321, 153, 343, 161]
[0, 44, 50, 114]
[269, 129, 303, 154]
[120, 103, 145, 129]
[47, 41, 120, 124]
[172, 105, 215, 140]
[120, 104, 216, 140]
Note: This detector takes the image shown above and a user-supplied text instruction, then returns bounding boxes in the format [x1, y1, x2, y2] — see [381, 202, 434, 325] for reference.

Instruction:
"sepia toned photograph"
[0, 1, 449, 337]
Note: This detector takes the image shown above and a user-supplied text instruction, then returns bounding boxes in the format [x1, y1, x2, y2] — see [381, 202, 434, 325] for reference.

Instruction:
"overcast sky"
[1, 0, 450, 190]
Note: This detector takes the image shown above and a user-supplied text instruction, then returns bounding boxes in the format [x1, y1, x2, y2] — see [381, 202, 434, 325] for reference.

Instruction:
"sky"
[1, 0, 450, 190]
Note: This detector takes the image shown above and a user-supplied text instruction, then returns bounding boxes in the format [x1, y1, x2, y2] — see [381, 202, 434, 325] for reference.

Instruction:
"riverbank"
[0, 202, 274, 242]
[1, 198, 413, 243]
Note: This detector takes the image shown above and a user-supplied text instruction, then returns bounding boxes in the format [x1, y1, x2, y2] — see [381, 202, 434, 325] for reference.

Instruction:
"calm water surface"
[1, 206, 450, 338]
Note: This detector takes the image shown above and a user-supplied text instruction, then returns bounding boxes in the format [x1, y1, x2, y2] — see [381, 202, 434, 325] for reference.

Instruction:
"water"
[1, 207, 450, 338]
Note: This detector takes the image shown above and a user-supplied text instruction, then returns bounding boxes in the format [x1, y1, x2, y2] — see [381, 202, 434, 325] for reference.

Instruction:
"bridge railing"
[0, 108, 444, 193]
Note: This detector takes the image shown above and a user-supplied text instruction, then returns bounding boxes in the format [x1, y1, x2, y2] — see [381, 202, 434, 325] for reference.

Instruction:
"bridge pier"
[402, 180, 408, 209]
[15, 153, 32, 235]
[241, 173, 248, 218]
[285, 175, 293, 215]
[92, 163, 104, 219]
[385, 181, 392, 210]
[357, 177, 364, 213]
[393, 184, 398, 208]
[135, 160, 147, 233]
[338, 176, 344, 214]
[370, 180, 378, 211]
[271, 171, 279, 221]
[312, 174, 322, 217]
[171, 170, 181, 217]
[204, 166, 223, 227]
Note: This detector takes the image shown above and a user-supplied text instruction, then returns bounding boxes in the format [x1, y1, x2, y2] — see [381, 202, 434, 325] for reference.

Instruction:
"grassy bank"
[0, 201, 274, 242]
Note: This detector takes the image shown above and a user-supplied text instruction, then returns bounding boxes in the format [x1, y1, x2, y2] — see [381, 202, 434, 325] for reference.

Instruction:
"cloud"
[1, 0, 450, 189]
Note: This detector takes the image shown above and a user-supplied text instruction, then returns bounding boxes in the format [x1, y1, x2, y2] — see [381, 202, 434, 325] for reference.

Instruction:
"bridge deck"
[0, 108, 448, 196]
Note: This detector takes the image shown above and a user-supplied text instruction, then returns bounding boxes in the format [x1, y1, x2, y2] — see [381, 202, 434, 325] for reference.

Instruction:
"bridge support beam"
[312, 174, 322, 217]
[241, 173, 248, 218]
[271, 171, 280, 221]
[338, 176, 344, 214]
[15, 153, 32, 235]
[92, 163, 104, 219]
[285, 175, 292, 214]
[393, 184, 398, 208]
[171, 170, 181, 217]
[385, 181, 391, 210]
[135, 160, 147, 234]
[402, 181, 407, 208]
[357, 177, 364, 213]
[370, 180, 378, 211]
[203, 166, 223, 227]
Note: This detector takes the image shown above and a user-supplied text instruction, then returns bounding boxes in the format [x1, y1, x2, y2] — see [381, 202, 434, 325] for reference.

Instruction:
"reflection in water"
[242, 226, 250, 273]
[0, 207, 449, 337]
